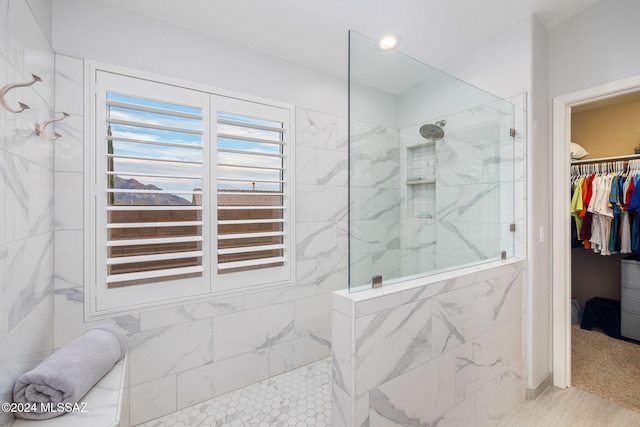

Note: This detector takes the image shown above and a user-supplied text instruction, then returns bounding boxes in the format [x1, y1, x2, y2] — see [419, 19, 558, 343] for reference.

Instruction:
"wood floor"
[499, 386, 640, 426]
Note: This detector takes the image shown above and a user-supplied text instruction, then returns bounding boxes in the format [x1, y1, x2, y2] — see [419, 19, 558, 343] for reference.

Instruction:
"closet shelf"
[571, 154, 640, 165]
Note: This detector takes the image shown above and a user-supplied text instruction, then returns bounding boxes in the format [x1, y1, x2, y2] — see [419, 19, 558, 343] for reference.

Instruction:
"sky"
[107, 93, 285, 203]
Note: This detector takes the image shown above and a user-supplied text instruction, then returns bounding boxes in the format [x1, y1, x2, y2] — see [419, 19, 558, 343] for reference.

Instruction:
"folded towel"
[12, 324, 128, 420]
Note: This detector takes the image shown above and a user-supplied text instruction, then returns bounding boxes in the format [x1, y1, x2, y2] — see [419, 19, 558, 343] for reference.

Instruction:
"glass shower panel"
[349, 31, 516, 292]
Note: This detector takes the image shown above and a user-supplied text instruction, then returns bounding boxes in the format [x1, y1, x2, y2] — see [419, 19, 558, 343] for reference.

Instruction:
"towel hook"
[0, 74, 42, 113]
[34, 112, 69, 140]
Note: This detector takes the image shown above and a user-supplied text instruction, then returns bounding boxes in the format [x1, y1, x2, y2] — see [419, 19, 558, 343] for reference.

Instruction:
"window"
[214, 96, 292, 290]
[88, 67, 293, 316]
[105, 93, 205, 288]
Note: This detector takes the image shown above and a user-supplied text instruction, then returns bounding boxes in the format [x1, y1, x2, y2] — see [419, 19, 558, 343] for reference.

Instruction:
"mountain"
[112, 175, 192, 205]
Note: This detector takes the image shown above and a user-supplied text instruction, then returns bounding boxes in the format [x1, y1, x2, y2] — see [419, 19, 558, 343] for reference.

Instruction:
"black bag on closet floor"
[581, 297, 621, 339]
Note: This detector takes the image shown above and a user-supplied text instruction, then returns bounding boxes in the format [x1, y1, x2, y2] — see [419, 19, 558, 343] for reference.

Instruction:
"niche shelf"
[406, 179, 436, 185]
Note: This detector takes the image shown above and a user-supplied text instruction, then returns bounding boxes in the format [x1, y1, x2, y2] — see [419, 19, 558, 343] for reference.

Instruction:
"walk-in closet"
[570, 90, 640, 412]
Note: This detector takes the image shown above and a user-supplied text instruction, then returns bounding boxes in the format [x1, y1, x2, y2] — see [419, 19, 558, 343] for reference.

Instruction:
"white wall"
[529, 15, 551, 391]
[443, 14, 552, 391]
[398, 71, 500, 129]
[52, 0, 346, 118]
[350, 81, 399, 129]
[25, 0, 53, 42]
[0, 0, 56, 425]
[442, 16, 532, 99]
[549, 0, 640, 98]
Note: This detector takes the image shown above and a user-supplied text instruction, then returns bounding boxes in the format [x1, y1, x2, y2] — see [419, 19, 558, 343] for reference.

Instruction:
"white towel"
[12, 324, 128, 420]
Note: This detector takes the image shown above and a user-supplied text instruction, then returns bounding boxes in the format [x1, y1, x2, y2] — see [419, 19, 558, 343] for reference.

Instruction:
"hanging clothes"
[621, 175, 633, 253]
[570, 160, 636, 256]
[579, 174, 595, 249]
[571, 184, 583, 248]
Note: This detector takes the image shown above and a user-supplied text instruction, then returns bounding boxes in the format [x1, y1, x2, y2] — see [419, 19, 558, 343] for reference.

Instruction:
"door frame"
[551, 74, 640, 388]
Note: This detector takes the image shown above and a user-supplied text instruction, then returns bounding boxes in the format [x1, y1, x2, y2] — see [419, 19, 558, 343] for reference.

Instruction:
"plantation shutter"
[93, 71, 210, 310]
[90, 67, 294, 316]
[214, 96, 292, 286]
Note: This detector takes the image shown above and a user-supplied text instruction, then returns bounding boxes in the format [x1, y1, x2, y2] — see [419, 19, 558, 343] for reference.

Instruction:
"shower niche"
[406, 141, 436, 219]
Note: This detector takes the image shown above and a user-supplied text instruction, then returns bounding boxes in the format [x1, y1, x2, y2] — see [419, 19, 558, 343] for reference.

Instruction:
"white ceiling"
[103, 0, 600, 78]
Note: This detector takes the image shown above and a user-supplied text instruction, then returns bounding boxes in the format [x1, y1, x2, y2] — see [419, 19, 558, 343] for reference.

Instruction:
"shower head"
[419, 120, 446, 141]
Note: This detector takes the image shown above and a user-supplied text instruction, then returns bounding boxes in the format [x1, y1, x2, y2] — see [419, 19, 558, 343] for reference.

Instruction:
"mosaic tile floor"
[139, 358, 332, 427]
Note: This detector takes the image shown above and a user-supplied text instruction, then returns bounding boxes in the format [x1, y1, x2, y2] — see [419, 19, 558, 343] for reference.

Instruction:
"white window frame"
[85, 62, 296, 319]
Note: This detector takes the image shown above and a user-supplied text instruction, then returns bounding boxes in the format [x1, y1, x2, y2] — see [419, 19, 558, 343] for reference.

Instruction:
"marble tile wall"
[399, 95, 526, 276]
[0, 1, 56, 425]
[332, 259, 526, 427]
[52, 54, 349, 425]
[349, 120, 402, 288]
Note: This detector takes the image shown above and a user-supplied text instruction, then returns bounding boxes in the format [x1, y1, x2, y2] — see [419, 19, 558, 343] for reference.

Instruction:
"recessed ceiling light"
[379, 34, 399, 49]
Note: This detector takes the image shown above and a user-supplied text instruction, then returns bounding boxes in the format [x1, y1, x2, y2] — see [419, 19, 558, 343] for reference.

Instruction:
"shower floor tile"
[138, 358, 332, 427]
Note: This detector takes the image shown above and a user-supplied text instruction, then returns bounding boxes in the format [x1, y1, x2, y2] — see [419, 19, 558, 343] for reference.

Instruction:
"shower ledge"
[335, 257, 525, 306]
[13, 353, 129, 427]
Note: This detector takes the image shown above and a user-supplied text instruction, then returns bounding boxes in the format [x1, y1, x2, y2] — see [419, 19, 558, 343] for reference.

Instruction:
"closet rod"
[571, 154, 640, 165]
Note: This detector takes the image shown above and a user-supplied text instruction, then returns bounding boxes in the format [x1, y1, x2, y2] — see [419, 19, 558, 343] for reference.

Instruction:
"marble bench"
[13, 354, 129, 427]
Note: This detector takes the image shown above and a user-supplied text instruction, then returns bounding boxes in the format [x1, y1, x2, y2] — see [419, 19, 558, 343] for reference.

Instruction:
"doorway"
[552, 74, 640, 389]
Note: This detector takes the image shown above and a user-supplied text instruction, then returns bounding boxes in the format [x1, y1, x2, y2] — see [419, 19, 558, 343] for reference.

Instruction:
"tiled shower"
[1, 2, 526, 427]
[1, 4, 352, 419]
[52, 54, 351, 424]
